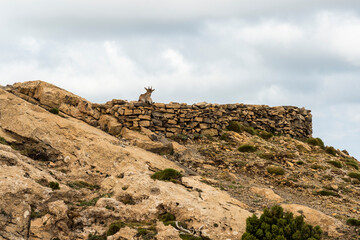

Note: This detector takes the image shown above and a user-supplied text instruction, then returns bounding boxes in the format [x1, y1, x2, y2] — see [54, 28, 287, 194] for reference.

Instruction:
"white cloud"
[315, 11, 360, 66]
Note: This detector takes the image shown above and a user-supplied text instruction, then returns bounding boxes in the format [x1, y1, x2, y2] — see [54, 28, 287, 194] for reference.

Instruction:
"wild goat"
[138, 86, 155, 104]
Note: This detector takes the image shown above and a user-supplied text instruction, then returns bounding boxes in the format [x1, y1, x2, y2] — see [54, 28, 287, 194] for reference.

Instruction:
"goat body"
[138, 86, 155, 104]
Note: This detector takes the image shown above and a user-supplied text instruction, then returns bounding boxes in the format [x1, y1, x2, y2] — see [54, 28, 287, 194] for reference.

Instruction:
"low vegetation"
[346, 218, 360, 226]
[88, 234, 106, 240]
[257, 130, 273, 140]
[107, 221, 125, 236]
[238, 144, 257, 153]
[241, 205, 322, 240]
[49, 181, 60, 190]
[345, 158, 359, 170]
[151, 168, 182, 182]
[325, 146, 337, 156]
[327, 160, 342, 168]
[67, 181, 100, 190]
[49, 108, 59, 115]
[267, 166, 285, 175]
[348, 172, 360, 181]
[227, 121, 256, 135]
[306, 137, 325, 149]
[316, 190, 340, 197]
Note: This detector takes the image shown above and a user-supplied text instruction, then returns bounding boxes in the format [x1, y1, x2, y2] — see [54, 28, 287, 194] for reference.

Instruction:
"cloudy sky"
[0, 0, 359, 159]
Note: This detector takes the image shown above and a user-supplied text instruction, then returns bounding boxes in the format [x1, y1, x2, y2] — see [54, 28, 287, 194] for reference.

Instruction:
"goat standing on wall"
[138, 86, 155, 104]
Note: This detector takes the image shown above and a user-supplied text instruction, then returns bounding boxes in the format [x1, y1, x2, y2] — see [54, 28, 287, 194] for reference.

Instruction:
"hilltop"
[0, 81, 359, 240]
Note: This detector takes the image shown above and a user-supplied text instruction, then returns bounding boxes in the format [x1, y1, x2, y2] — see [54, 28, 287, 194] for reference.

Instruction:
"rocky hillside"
[0, 81, 359, 240]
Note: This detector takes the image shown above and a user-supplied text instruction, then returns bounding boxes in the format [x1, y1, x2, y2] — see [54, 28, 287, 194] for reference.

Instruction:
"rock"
[250, 187, 283, 202]
[281, 204, 343, 237]
[121, 128, 173, 155]
[98, 115, 123, 135]
[155, 221, 182, 240]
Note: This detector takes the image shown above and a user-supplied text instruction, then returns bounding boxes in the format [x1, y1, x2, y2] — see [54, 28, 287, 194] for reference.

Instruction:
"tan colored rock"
[107, 226, 137, 240]
[281, 204, 343, 237]
[250, 187, 283, 202]
[156, 221, 182, 240]
[98, 115, 123, 135]
[201, 129, 218, 136]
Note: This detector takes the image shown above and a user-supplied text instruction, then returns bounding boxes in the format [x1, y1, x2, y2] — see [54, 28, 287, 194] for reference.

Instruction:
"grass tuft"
[238, 144, 257, 153]
[267, 166, 285, 175]
[151, 168, 182, 182]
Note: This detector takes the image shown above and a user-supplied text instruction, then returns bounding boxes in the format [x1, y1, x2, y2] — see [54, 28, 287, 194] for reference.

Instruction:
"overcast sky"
[0, 0, 359, 160]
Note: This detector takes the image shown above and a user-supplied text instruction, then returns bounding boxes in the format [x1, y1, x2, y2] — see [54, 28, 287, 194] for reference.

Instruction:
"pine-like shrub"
[242, 205, 322, 240]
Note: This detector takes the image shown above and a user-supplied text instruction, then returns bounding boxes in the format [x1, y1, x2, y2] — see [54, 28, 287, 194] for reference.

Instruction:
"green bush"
[151, 168, 182, 182]
[88, 234, 106, 240]
[327, 160, 342, 168]
[267, 166, 285, 175]
[227, 121, 243, 133]
[49, 181, 60, 190]
[258, 130, 273, 140]
[238, 144, 257, 153]
[0, 137, 8, 145]
[67, 181, 100, 190]
[306, 138, 325, 149]
[346, 218, 360, 226]
[325, 146, 337, 156]
[227, 121, 256, 135]
[348, 172, 360, 181]
[241, 205, 322, 240]
[296, 161, 304, 165]
[179, 234, 203, 240]
[107, 221, 125, 236]
[171, 134, 189, 142]
[316, 190, 340, 197]
[220, 132, 230, 141]
[158, 212, 176, 222]
[49, 108, 59, 115]
[345, 158, 359, 170]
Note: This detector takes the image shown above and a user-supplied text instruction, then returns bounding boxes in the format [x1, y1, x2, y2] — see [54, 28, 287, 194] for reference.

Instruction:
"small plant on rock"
[346, 218, 360, 226]
[241, 205, 322, 240]
[306, 137, 325, 149]
[257, 130, 273, 140]
[328, 160, 342, 168]
[345, 158, 359, 170]
[151, 168, 182, 182]
[49, 181, 60, 190]
[88, 234, 106, 240]
[238, 144, 257, 153]
[348, 172, 360, 181]
[267, 166, 285, 175]
[227, 121, 243, 133]
[49, 108, 59, 115]
[325, 146, 337, 156]
[107, 221, 125, 236]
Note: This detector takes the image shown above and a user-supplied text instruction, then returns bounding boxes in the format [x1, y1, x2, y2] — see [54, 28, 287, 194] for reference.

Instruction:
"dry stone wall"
[6, 81, 312, 138]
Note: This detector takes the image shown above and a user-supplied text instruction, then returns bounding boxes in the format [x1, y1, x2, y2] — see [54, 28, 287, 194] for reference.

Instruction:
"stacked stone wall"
[7, 81, 312, 139]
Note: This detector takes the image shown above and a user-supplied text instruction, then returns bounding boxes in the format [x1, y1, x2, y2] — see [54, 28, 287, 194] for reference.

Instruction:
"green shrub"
[88, 234, 106, 240]
[346, 218, 360, 226]
[345, 158, 359, 170]
[179, 234, 203, 240]
[325, 146, 337, 156]
[67, 181, 100, 190]
[220, 132, 230, 141]
[257, 130, 273, 140]
[79, 197, 100, 206]
[327, 160, 342, 168]
[227, 121, 243, 133]
[267, 166, 285, 175]
[49, 181, 60, 190]
[296, 160, 304, 165]
[158, 212, 176, 222]
[243, 125, 257, 135]
[238, 144, 257, 153]
[348, 172, 360, 181]
[151, 168, 182, 182]
[0, 137, 8, 145]
[227, 121, 256, 135]
[136, 227, 157, 240]
[316, 190, 340, 197]
[306, 137, 325, 149]
[241, 205, 322, 240]
[107, 221, 125, 236]
[171, 134, 188, 142]
[49, 108, 59, 115]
